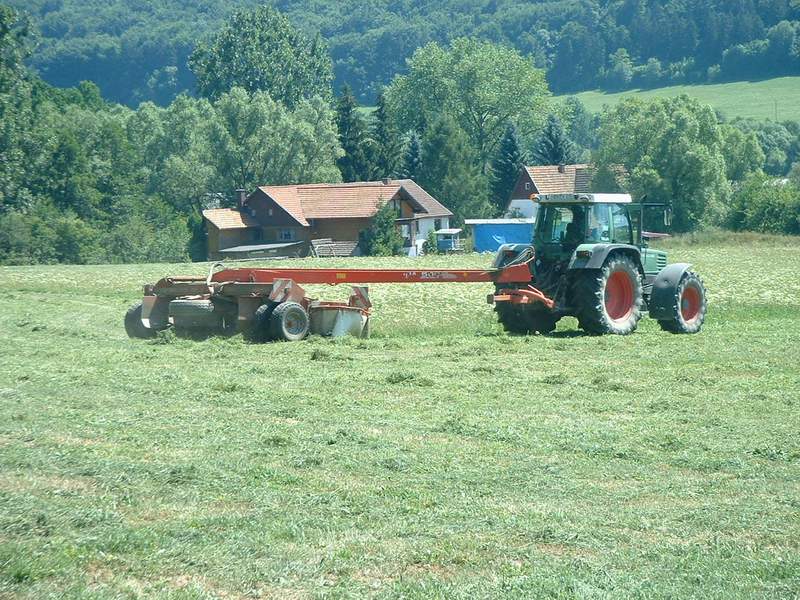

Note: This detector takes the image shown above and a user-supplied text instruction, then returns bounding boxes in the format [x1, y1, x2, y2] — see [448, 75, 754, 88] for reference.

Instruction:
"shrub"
[728, 173, 800, 235]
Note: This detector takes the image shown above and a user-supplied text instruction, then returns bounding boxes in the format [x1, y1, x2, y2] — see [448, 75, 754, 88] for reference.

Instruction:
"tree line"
[5, 0, 800, 106]
[1, 4, 798, 265]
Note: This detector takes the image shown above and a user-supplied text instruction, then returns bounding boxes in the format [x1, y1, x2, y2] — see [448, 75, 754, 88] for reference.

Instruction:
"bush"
[728, 173, 800, 235]
[424, 229, 439, 255]
[358, 201, 403, 256]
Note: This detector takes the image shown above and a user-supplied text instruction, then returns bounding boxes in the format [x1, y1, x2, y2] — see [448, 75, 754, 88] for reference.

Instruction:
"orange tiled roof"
[202, 208, 260, 230]
[259, 180, 452, 225]
[526, 164, 593, 195]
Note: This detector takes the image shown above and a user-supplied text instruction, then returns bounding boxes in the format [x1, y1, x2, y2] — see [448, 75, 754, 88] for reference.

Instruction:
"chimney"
[382, 178, 392, 185]
[558, 163, 566, 174]
[236, 188, 247, 211]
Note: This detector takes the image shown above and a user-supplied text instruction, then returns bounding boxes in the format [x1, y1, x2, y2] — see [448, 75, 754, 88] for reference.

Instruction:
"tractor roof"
[537, 193, 632, 204]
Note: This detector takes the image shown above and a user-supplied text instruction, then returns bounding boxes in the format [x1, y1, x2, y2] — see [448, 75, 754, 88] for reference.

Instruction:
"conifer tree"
[358, 200, 403, 256]
[336, 85, 374, 182]
[400, 132, 423, 180]
[532, 114, 578, 166]
[490, 124, 526, 215]
[371, 91, 404, 179]
[417, 116, 492, 224]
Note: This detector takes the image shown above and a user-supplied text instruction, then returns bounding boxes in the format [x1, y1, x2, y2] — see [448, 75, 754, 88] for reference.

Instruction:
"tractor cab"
[534, 193, 638, 257]
[528, 194, 640, 297]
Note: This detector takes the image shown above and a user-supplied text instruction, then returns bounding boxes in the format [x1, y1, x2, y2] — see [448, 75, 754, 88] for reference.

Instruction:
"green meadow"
[1, 234, 799, 598]
[565, 76, 800, 121]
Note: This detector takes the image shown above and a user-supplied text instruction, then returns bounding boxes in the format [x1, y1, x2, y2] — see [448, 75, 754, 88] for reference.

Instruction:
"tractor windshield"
[535, 205, 596, 246]
[536, 203, 634, 247]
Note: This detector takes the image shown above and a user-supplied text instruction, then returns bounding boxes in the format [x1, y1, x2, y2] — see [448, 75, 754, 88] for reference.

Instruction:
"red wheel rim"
[605, 270, 634, 322]
[681, 284, 702, 323]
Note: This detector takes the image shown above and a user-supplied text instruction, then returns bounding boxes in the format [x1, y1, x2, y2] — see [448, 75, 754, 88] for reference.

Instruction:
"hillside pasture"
[1, 234, 799, 598]
[566, 76, 800, 121]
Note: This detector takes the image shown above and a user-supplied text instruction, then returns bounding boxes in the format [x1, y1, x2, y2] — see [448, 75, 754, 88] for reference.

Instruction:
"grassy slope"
[564, 76, 800, 121]
[1, 235, 799, 598]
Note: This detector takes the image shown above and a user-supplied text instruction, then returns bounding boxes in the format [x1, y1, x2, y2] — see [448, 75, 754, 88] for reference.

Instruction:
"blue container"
[470, 221, 534, 253]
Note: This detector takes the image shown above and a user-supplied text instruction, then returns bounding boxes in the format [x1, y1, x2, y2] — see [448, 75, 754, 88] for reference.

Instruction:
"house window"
[253, 229, 264, 242]
[278, 229, 295, 241]
[434, 219, 442, 230]
[525, 182, 531, 190]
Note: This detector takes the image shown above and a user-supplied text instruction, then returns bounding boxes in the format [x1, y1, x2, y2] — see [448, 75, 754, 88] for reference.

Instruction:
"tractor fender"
[648, 263, 693, 319]
[567, 244, 641, 271]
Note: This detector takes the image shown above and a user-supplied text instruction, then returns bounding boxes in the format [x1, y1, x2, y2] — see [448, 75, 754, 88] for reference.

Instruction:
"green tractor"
[492, 193, 707, 335]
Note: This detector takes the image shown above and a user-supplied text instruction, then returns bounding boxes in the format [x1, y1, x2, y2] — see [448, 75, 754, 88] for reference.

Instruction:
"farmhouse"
[506, 164, 594, 218]
[202, 179, 453, 259]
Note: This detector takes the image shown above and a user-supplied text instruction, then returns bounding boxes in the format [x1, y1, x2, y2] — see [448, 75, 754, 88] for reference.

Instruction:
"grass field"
[564, 76, 800, 121]
[1, 234, 799, 598]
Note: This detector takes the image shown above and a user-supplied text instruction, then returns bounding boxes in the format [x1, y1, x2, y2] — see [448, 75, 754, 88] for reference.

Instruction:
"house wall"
[310, 218, 372, 241]
[207, 226, 257, 260]
[510, 170, 538, 200]
[417, 216, 449, 239]
[248, 190, 303, 227]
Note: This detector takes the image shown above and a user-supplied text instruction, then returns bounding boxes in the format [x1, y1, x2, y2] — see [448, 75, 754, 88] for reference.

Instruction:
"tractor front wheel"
[573, 255, 643, 335]
[124, 301, 157, 339]
[658, 271, 707, 334]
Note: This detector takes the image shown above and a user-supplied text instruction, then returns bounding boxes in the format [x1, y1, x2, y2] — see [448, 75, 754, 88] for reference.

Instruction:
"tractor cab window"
[588, 205, 611, 243]
[610, 204, 633, 244]
[537, 206, 579, 243]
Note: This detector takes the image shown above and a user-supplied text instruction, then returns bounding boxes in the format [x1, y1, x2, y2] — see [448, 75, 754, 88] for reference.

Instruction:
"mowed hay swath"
[0, 234, 799, 598]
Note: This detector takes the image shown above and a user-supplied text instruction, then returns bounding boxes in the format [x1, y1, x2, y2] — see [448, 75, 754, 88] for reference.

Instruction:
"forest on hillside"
[6, 0, 800, 106]
[2, 3, 799, 266]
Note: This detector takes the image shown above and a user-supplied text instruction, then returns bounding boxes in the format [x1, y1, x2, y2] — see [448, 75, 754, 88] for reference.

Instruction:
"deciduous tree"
[189, 6, 333, 106]
[386, 38, 550, 169]
[595, 95, 731, 232]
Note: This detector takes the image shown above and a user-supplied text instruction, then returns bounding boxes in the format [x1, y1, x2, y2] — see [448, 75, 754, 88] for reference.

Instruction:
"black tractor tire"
[573, 255, 643, 335]
[249, 302, 278, 342]
[658, 271, 707, 334]
[496, 302, 559, 335]
[124, 301, 157, 339]
[270, 302, 310, 342]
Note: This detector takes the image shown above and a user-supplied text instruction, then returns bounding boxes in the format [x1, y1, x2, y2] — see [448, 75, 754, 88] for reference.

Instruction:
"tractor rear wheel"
[124, 301, 157, 339]
[658, 271, 707, 334]
[496, 302, 558, 335]
[573, 255, 643, 335]
[270, 302, 310, 342]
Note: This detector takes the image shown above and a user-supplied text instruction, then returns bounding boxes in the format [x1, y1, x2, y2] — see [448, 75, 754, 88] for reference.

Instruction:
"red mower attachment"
[125, 259, 535, 342]
[490, 286, 555, 310]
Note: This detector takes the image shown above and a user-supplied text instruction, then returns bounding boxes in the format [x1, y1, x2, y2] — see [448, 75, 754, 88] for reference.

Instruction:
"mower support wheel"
[269, 302, 310, 342]
[124, 301, 157, 339]
[249, 302, 278, 342]
[573, 255, 643, 335]
[658, 271, 707, 334]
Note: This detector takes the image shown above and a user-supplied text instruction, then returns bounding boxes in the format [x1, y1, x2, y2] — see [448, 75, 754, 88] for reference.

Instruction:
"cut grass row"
[1, 233, 798, 598]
